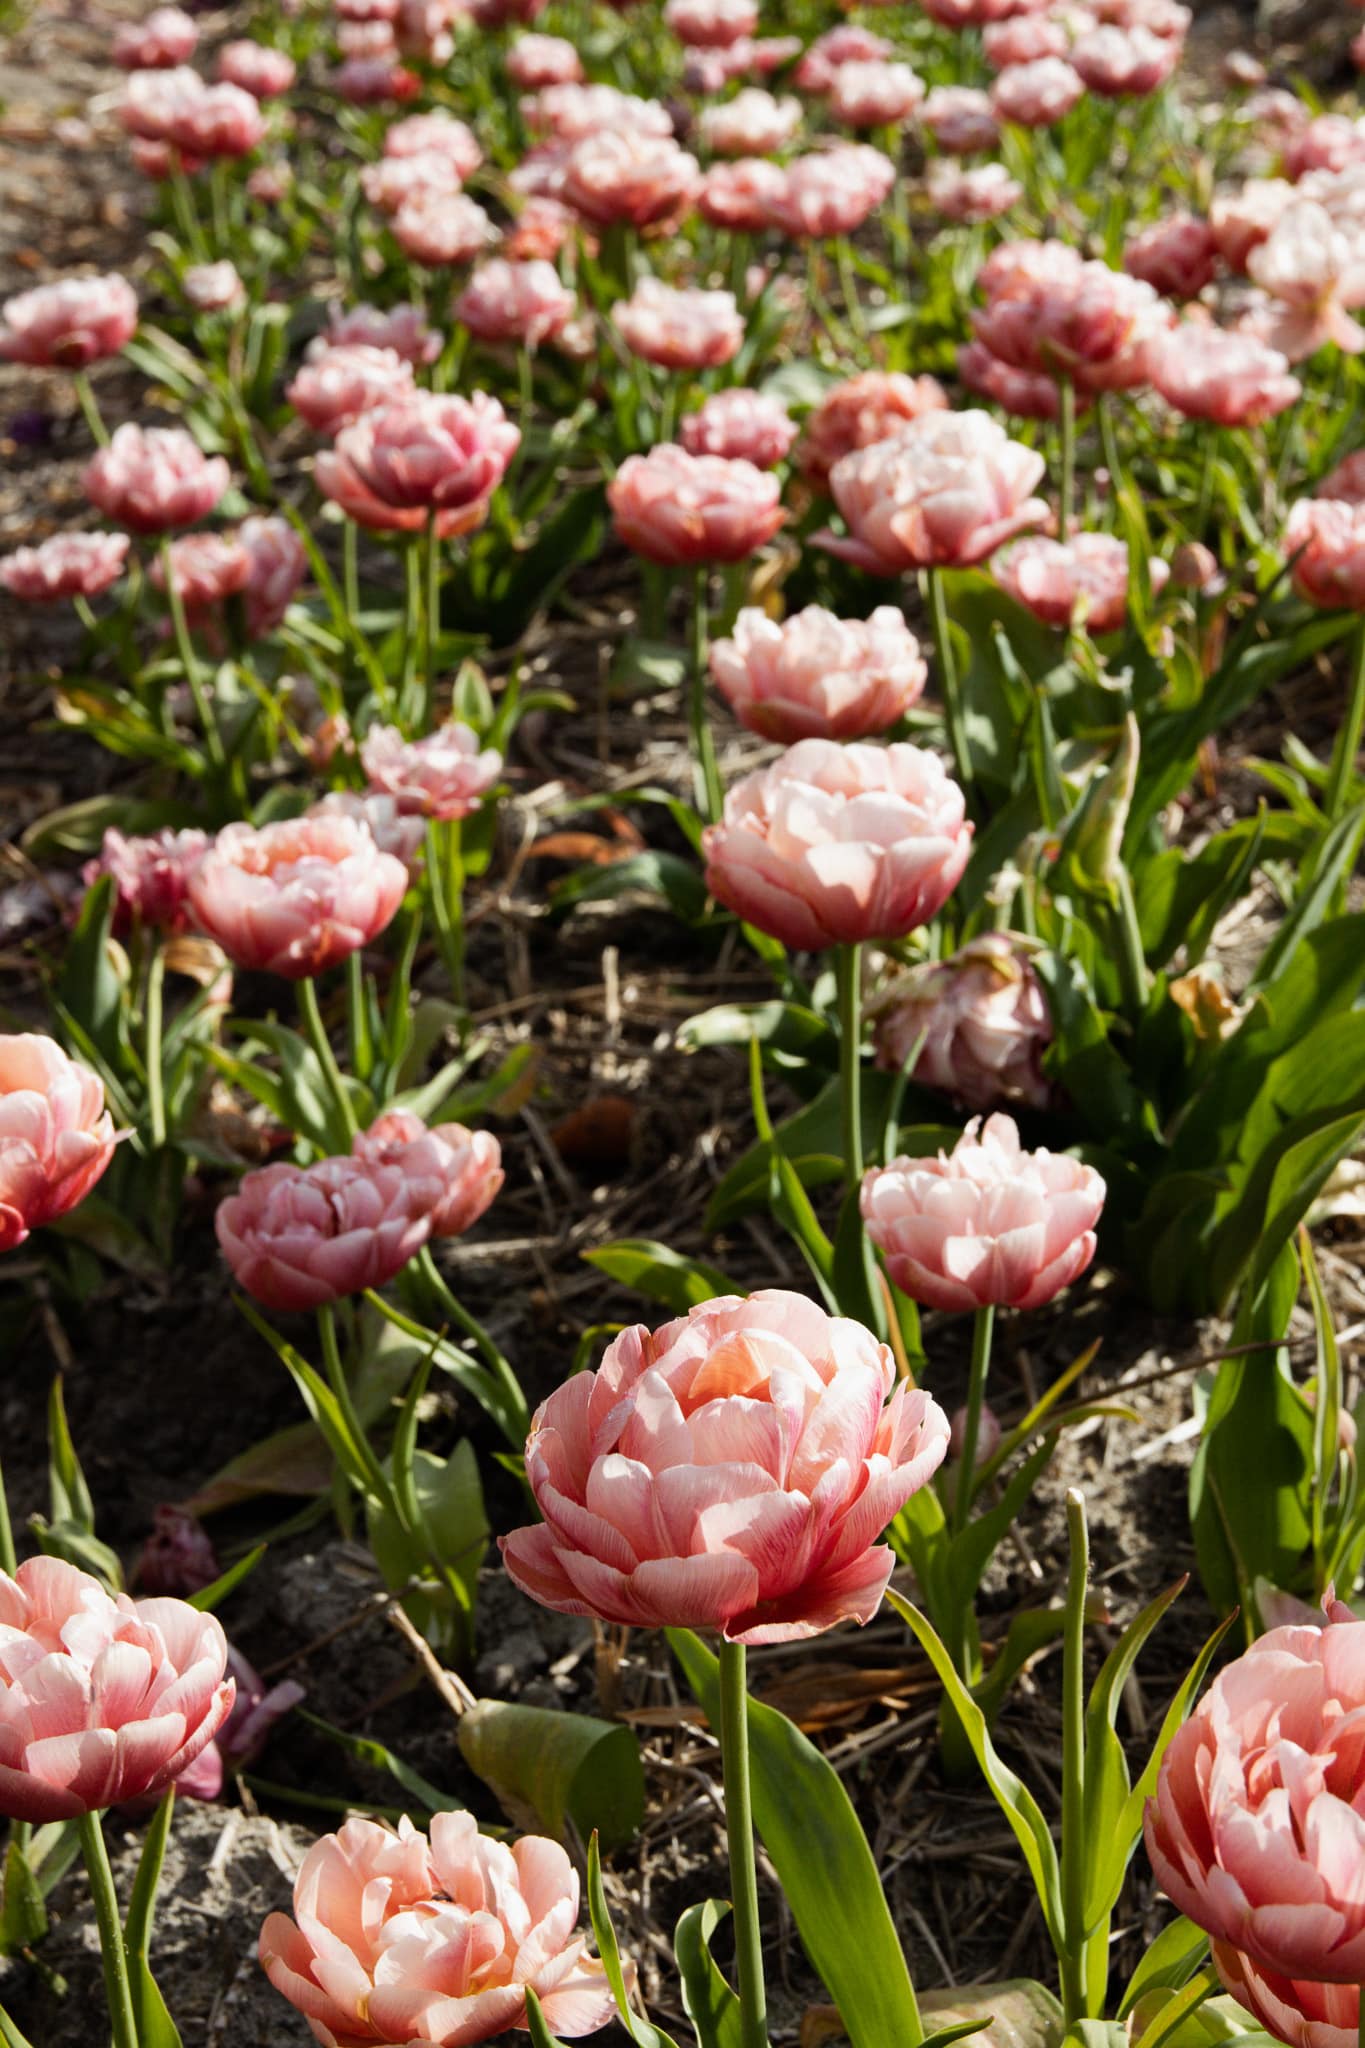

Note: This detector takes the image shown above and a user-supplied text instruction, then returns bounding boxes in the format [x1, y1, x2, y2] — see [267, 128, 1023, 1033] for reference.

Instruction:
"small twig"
[385, 1596, 478, 1715]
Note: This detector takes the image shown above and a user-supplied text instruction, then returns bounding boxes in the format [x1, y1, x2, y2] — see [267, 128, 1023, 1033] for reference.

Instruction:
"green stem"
[0, 1449, 16, 1577]
[717, 1640, 770, 2048]
[425, 818, 467, 1010]
[1059, 1488, 1090, 2026]
[834, 236, 868, 342]
[951, 1303, 995, 1535]
[77, 1811, 139, 2048]
[414, 1245, 530, 1445]
[929, 568, 971, 798]
[73, 371, 110, 448]
[1112, 865, 1151, 1013]
[689, 565, 723, 824]
[401, 538, 422, 725]
[317, 1305, 391, 1505]
[159, 538, 225, 771]
[346, 948, 373, 1083]
[1325, 615, 1365, 822]
[836, 943, 863, 1185]
[1058, 377, 1076, 541]
[145, 940, 167, 1152]
[297, 975, 358, 1145]
[343, 519, 360, 623]
[1099, 395, 1125, 506]
[424, 512, 441, 724]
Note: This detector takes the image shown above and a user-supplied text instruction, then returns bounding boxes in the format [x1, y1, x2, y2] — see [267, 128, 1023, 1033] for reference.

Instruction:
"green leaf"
[584, 1241, 740, 1314]
[1117, 1920, 1210, 2019]
[586, 1834, 681, 2048]
[1081, 1579, 1188, 1927]
[56, 875, 129, 1074]
[525, 1989, 570, 2048]
[668, 1628, 924, 2048]
[457, 1703, 643, 1850]
[125, 1791, 183, 2048]
[0, 2003, 37, 2048]
[920, 1980, 1066, 2048]
[678, 1001, 837, 1064]
[0, 1834, 47, 1957]
[297, 1709, 462, 1813]
[47, 1377, 95, 1537]
[187, 1545, 266, 1613]
[551, 852, 708, 923]
[675, 1900, 744, 2048]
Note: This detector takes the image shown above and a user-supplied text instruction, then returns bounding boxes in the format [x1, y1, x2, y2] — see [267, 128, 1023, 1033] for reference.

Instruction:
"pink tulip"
[120, 63, 202, 142]
[503, 194, 577, 260]
[762, 144, 895, 237]
[699, 156, 789, 229]
[317, 393, 520, 537]
[861, 1113, 1105, 1312]
[1145, 1598, 1365, 2019]
[0, 1035, 116, 1251]
[680, 389, 797, 468]
[384, 110, 483, 174]
[521, 82, 672, 142]
[361, 721, 502, 819]
[1318, 449, 1365, 503]
[994, 532, 1168, 632]
[361, 151, 464, 214]
[506, 31, 583, 86]
[612, 279, 743, 370]
[287, 343, 416, 432]
[710, 604, 927, 742]
[828, 60, 926, 129]
[354, 1109, 503, 1237]
[168, 77, 266, 158]
[241, 516, 307, 637]
[1285, 498, 1365, 610]
[1285, 113, 1365, 182]
[187, 815, 408, 978]
[927, 161, 1022, 223]
[798, 369, 949, 492]
[394, 0, 457, 61]
[392, 190, 498, 267]
[699, 87, 802, 156]
[322, 300, 441, 364]
[608, 444, 784, 564]
[972, 256, 1171, 394]
[562, 129, 700, 229]
[333, 56, 421, 103]
[1209, 179, 1295, 273]
[82, 827, 208, 937]
[958, 339, 1070, 419]
[664, 0, 756, 43]
[217, 1154, 439, 1310]
[873, 933, 1053, 1113]
[821, 409, 1049, 575]
[794, 25, 890, 93]
[84, 424, 229, 535]
[1244, 200, 1365, 359]
[0, 1558, 232, 1821]
[0, 273, 137, 368]
[991, 58, 1086, 127]
[921, 0, 1055, 25]
[921, 86, 1001, 154]
[216, 40, 296, 96]
[979, 236, 1086, 299]
[0, 531, 129, 602]
[183, 261, 245, 313]
[336, 22, 401, 54]
[151, 531, 251, 613]
[982, 15, 1069, 66]
[261, 1812, 618, 2042]
[338, 0, 400, 21]
[1150, 323, 1301, 423]
[112, 6, 197, 67]
[702, 738, 971, 949]
[455, 258, 576, 349]
[500, 1290, 950, 1641]
[309, 790, 425, 873]
[1123, 213, 1217, 298]
[1071, 23, 1179, 94]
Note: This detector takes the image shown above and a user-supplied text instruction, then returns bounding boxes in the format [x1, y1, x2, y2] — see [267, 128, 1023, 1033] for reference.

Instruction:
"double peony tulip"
[0, 1034, 117, 1250]
[0, 531, 129, 603]
[287, 343, 417, 432]
[187, 814, 408, 978]
[798, 369, 950, 493]
[84, 423, 230, 535]
[0, 273, 138, 368]
[501, 1290, 949, 1641]
[679, 389, 797, 468]
[709, 604, 927, 743]
[822, 409, 1049, 575]
[611, 279, 744, 372]
[1150, 323, 1301, 425]
[1285, 499, 1365, 611]
[608, 444, 784, 565]
[454, 257, 576, 348]
[994, 532, 1168, 634]
[0, 1557, 233, 1820]
[353, 1109, 504, 1239]
[82, 826, 208, 935]
[361, 721, 502, 820]
[316, 391, 519, 537]
[216, 1152, 441, 1311]
[873, 934, 1054, 1113]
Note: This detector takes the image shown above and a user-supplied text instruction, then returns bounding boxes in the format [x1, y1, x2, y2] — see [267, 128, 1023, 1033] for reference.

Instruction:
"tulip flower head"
[921, 86, 1001, 154]
[0, 273, 138, 368]
[608, 444, 784, 564]
[287, 344, 416, 433]
[454, 258, 576, 348]
[505, 31, 583, 86]
[1285, 498, 1365, 611]
[361, 721, 502, 820]
[680, 389, 797, 468]
[113, 6, 198, 67]
[994, 532, 1168, 633]
[1150, 323, 1301, 424]
[84, 424, 229, 535]
[187, 815, 408, 978]
[709, 604, 927, 742]
[699, 87, 802, 157]
[216, 1151, 443, 1310]
[0, 531, 129, 602]
[799, 369, 950, 493]
[501, 1289, 950, 1641]
[1123, 213, 1218, 298]
[927, 161, 1023, 223]
[991, 57, 1086, 127]
[562, 129, 700, 229]
[873, 934, 1054, 1112]
[762, 144, 895, 237]
[354, 1109, 504, 1237]
[316, 392, 519, 536]
[611, 278, 744, 370]
[822, 409, 1049, 574]
[82, 827, 209, 936]
[0, 1034, 117, 1251]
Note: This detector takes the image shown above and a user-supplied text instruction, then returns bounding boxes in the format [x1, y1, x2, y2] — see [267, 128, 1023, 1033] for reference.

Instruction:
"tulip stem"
[401, 538, 422, 726]
[689, 566, 723, 824]
[158, 538, 225, 774]
[1325, 616, 1365, 822]
[413, 1246, 531, 1446]
[77, 1811, 139, 2048]
[73, 370, 110, 449]
[1058, 376, 1076, 541]
[836, 943, 864, 1185]
[297, 976, 358, 1146]
[717, 1640, 770, 2048]
[343, 519, 360, 623]
[424, 512, 441, 724]
[317, 1305, 391, 1507]
[144, 939, 167, 1152]
[425, 819, 467, 1011]
[950, 1304, 995, 1536]
[1112, 864, 1151, 1014]
[1059, 1488, 1091, 2025]
[928, 568, 972, 800]
[0, 1450, 16, 1577]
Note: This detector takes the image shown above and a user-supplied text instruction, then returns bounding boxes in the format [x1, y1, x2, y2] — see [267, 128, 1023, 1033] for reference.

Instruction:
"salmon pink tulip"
[84, 424, 229, 534]
[562, 128, 700, 228]
[187, 815, 408, 978]
[664, 0, 756, 43]
[873, 934, 1053, 1113]
[354, 1109, 503, 1238]
[316, 393, 519, 536]
[0, 1035, 117, 1251]
[709, 604, 926, 741]
[828, 60, 926, 128]
[1150, 324, 1301, 423]
[384, 110, 482, 173]
[112, 6, 197, 67]
[794, 25, 890, 92]
[822, 409, 1049, 574]
[762, 144, 894, 236]
[612, 279, 743, 370]
[798, 369, 950, 492]
[322, 300, 442, 364]
[216, 1154, 440, 1310]
[991, 57, 1086, 126]
[698, 157, 789, 229]
[506, 32, 583, 86]
[361, 721, 502, 819]
[216, 40, 296, 96]
[994, 531, 1167, 632]
[454, 258, 575, 347]
[1123, 213, 1217, 298]
[699, 87, 801, 157]
[608, 444, 784, 564]
[1286, 498, 1365, 610]
[927, 161, 1022, 222]
[287, 344, 415, 432]
[0, 531, 129, 602]
[922, 86, 1001, 154]
[680, 389, 797, 467]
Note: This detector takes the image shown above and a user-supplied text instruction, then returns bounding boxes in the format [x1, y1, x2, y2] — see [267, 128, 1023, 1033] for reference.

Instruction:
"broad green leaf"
[551, 852, 707, 922]
[0, 2003, 37, 2048]
[457, 1703, 643, 1850]
[675, 1900, 744, 2048]
[0, 1835, 46, 1957]
[678, 1001, 837, 1064]
[1117, 1920, 1210, 2019]
[126, 1792, 183, 2048]
[584, 1241, 740, 1314]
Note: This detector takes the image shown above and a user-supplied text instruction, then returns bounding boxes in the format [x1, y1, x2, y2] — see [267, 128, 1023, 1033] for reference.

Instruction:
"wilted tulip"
[287, 343, 415, 432]
[216, 40, 296, 96]
[0, 531, 129, 602]
[680, 389, 797, 467]
[612, 279, 744, 370]
[0, 273, 137, 368]
[822, 409, 1049, 574]
[874, 933, 1053, 1112]
[862, 1113, 1105, 1312]
[217, 1154, 440, 1310]
[261, 1813, 618, 2042]
[762, 144, 895, 236]
[506, 31, 583, 86]
[710, 604, 927, 741]
[392, 190, 498, 267]
[0, 1558, 233, 1820]
[949, 1400, 1002, 1464]
[927, 161, 1022, 223]
[699, 156, 789, 229]
[828, 60, 926, 128]
[501, 1290, 950, 1640]
[0, 1035, 117, 1251]
[608, 444, 784, 564]
[82, 827, 208, 935]
[183, 261, 245, 313]
[1285, 498, 1365, 610]
[138, 1506, 220, 1595]
[84, 424, 229, 534]
[112, 6, 197, 67]
[187, 815, 408, 978]
[702, 738, 971, 949]
[1071, 23, 1179, 93]
[1123, 214, 1217, 298]
[921, 87, 1001, 154]
[1149, 323, 1301, 423]
[354, 1109, 503, 1237]
[316, 392, 520, 536]
[798, 369, 949, 492]
[991, 58, 1086, 127]
[322, 300, 442, 364]
[699, 86, 802, 156]
[562, 128, 700, 229]
[994, 532, 1168, 632]
[664, 0, 756, 43]
[361, 721, 502, 819]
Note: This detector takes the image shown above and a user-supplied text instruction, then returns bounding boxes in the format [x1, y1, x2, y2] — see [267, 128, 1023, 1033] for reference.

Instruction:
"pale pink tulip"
[82, 828, 208, 936]
[1123, 214, 1217, 298]
[217, 1154, 438, 1309]
[664, 0, 756, 43]
[873, 933, 1053, 1112]
[927, 161, 1021, 222]
[1209, 179, 1295, 273]
[702, 738, 970, 948]
[392, 190, 498, 267]
[680, 389, 797, 467]
[188, 815, 408, 978]
[972, 256, 1171, 394]
[261, 1813, 618, 2041]
[699, 157, 789, 229]
[309, 791, 425, 872]
[361, 721, 502, 819]
[322, 300, 441, 364]
[982, 14, 1069, 65]
[1286, 113, 1365, 183]
[216, 40, 296, 96]
[995, 531, 1167, 632]
[354, 1109, 503, 1237]
[829, 60, 926, 129]
[500, 1290, 950, 1641]
[958, 339, 1069, 419]
[0, 531, 129, 602]
[1150, 323, 1301, 423]
[799, 369, 949, 492]
[608, 444, 784, 564]
[384, 110, 482, 175]
[317, 393, 519, 536]
[821, 409, 1048, 574]
[0, 1558, 232, 1821]
[113, 6, 197, 67]
[167, 77, 265, 157]
[979, 235, 1086, 299]
[991, 58, 1086, 126]
[1285, 498, 1365, 610]
[287, 343, 415, 431]
[612, 279, 743, 370]
[1071, 23, 1179, 94]
[506, 31, 583, 86]
[710, 604, 926, 741]
[0, 274, 137, 368]
[562, 129, 700, 228]
[337, 27, 400, 58]
[120, 63, 203, 141]
[504, 194, 577, 260]
[183, 261, 245, 313]
[1245, 200, 1365, 359]
[337, 0, 400, 22]
[360, 151, 464, 214]
[794, 25, 890, 93]
[394, 0, 457, 62]
[241, 515, 307, 636]
[762, 144, 894, 237]
[699, 87, 802, 156]
[0, 1035, 116, 1250]
[921, 87, 1000, 154]
[455, 258, 575, 348]
[333, 56, 421, 103]
[520, 82, 672, 142]
[151, 532, 251, 612]
[862, 1113, 1105, 1312]
[84, 424, 229, 534]
[1318, 449, 1365, 503]
[921, 0, 1054, 25]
